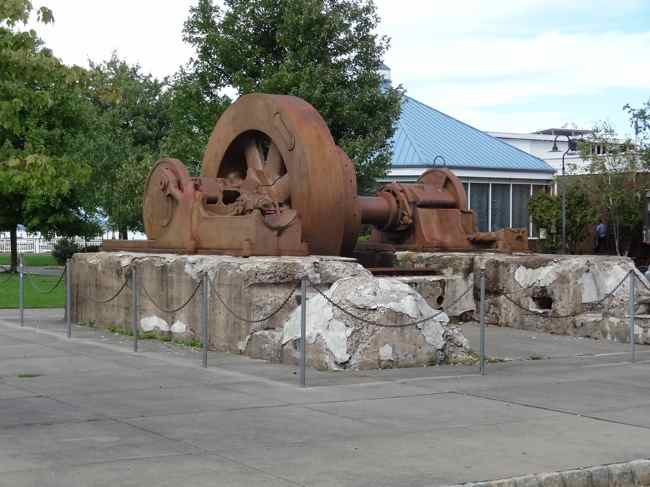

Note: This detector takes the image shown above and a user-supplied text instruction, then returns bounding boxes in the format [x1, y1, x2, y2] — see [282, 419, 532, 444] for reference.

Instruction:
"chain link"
[209, 275, 299, 323]
[140, 279, 202, 314]
[501, 270, 633, 320]
[307, 276, 473, 328]
[85, 277, 130, 304]
[24, 265, 66, 294]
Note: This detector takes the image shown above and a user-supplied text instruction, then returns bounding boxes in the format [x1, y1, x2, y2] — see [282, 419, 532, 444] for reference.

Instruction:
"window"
[491, 184, 510, 231]
[512, 185, 530, 230]
[470, 183, 489, 232]
[464, 181, 551, 238]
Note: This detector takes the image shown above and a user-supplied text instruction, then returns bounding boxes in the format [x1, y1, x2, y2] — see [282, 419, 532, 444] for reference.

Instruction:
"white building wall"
[489, 132, 589, 174]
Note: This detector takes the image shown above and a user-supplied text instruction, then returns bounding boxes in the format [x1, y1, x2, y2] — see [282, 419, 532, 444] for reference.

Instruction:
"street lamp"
[550, 135, 578, 253]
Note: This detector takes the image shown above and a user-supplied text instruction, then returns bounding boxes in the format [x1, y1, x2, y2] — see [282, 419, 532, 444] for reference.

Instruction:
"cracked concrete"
[71, 253, 470, 370]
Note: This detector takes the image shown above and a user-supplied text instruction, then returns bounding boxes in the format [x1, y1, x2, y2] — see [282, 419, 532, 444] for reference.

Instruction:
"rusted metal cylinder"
[359, 195, 393, 226]
[406, 185, 457, 208]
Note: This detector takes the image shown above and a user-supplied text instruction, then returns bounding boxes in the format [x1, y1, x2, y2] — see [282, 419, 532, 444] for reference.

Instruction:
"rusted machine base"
[354, 228, 529, 268]
[101, 240, 309, 257]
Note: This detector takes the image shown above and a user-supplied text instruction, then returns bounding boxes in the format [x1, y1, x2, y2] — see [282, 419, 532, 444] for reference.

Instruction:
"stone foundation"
[71, 253, 470, 370]
[396, 252, 650, 343]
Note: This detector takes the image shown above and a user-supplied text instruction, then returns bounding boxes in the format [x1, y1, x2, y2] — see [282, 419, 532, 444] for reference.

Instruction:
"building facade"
[488, 127, 592, 175]
[387, 96, 556, 237]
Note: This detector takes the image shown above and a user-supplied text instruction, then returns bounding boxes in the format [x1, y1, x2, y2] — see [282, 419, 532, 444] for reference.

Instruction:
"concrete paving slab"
[54, 384, 288, 419]
[588, 405, 650, 428]
[0, 344, 68, 360]
[461, 322, 645, 359]
[0, 396, 98, 427]
[0, 419, 198, 473]
[0, 453, 297, 487]
[0, 382, 40, 400]
[220, 379, 442, 405]
[472, 379, 650, 415]
[305, 391, 562, 433]
[193, 414, 650, 487]
[1, 313, 650, 486]
[1, 366, 251, 396]
[0, 355, 126, 377]
[127, 404, 379, 454]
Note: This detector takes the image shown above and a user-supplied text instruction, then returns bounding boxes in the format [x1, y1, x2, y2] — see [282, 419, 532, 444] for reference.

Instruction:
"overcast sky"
[28, 0, 650, 136]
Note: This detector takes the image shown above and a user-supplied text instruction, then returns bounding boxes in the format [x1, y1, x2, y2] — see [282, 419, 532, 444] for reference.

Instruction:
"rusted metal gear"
[202, 94, 360, 256]
[143, 158, 194, 241]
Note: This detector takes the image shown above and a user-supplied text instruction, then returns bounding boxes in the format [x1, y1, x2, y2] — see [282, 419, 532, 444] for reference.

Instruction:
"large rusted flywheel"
[201, 94, 360, 256]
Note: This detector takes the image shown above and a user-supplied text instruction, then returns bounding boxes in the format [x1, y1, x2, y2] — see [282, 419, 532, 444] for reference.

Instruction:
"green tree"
[528, 183, 597, 254]
[177, 0, 403, 192]
[0, 2, 100, 271]
[81, 55, 171, 237]
[161, 68, 230, 175]
[577, 123, 648, 256]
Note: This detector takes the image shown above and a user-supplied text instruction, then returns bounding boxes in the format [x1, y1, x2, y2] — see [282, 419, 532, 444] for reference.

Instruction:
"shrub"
[51, 238, 81, 265]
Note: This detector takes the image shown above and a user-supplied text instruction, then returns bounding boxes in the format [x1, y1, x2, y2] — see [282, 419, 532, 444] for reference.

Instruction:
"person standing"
[594, 221, 608, 254]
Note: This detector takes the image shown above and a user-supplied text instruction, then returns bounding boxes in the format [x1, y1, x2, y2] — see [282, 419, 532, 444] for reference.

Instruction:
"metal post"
[560, 153, 569, 254]
[201, 273, 209, 368]
[131, 266, 139, 352]
[65, 260, 71, 338]
[19, 254, 24, 327]
[299, 278, 307, 387]
[479, 264, 485, 375]
[629, 271, 636, 363]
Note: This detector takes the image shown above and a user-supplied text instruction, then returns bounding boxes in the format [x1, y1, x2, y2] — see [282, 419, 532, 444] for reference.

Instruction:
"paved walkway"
[0, 309, 649, 486]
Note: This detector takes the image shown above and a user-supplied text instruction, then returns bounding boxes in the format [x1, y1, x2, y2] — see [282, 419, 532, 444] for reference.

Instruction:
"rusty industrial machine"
[103, 94, 527, 257]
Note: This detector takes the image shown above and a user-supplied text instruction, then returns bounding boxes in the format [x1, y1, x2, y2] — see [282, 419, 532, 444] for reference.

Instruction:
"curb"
[444, 459, 650, 487]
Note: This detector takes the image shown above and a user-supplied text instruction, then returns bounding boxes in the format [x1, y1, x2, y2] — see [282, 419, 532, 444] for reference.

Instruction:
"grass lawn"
[0, 254, 59, 267]
[0, 273, 65, 308]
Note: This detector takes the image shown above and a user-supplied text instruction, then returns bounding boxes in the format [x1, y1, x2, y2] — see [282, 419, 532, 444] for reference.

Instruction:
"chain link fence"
[8, 256, 647, 387]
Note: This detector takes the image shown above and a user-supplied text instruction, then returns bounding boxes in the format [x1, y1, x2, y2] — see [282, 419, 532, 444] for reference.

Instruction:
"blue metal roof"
[392, 96, 555, 173]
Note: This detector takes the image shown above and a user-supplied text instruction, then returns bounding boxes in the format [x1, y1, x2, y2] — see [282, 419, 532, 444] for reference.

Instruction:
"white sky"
[28, 0, 650, 135]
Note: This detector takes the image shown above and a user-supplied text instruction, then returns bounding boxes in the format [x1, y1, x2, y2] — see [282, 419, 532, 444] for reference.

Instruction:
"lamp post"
[550, 135, 578, 254]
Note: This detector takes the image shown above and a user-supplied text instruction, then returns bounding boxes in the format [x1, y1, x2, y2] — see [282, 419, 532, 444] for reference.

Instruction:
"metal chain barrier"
[24, 265, 66, 294]
[306, 276, 473, 328]
[140, 279, 202, 314]
[501, 270, 632, 320]
[85, 277, 131, 304]
[209, 275, 299, 323]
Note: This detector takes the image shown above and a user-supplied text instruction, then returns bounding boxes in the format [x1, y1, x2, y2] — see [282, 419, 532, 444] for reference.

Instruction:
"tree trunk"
[9, 226, 17, 273]
[118, 226, 128, 240]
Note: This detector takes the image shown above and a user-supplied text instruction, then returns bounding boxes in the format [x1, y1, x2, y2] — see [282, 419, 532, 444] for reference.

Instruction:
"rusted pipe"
[406, 185, 458, 208]
[359, 195, 394, 226]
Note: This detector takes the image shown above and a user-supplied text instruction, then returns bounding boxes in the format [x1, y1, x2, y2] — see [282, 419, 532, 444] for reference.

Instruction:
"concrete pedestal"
[70, 253, 470, 370]
[396, 251, 650, 343]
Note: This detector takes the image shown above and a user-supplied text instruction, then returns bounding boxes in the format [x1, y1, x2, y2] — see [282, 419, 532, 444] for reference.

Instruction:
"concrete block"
[608, 463, 634, 487]
[71, 253, 470, 370]
[588, 465, 609, 487]
[560, 469, 592, 487]
[514, 474, 542, 487]
[628, 459, 650, 486]
[537, 471, 565, 487]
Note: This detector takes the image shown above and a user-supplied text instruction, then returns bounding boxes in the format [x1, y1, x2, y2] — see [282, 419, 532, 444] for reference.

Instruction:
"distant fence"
[0, 238, 104, 254]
